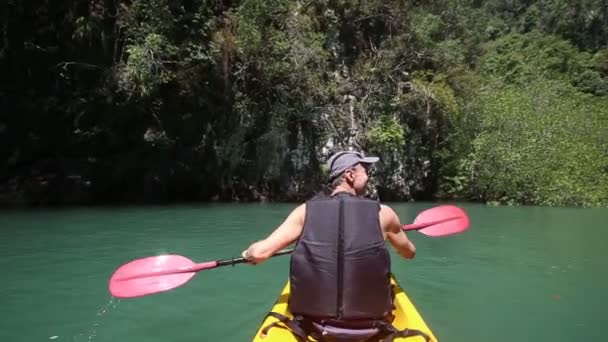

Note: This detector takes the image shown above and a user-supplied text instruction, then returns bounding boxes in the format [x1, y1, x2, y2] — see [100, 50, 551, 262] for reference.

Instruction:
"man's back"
[240, 200, 416, 264]
[289, 194, 392, 319]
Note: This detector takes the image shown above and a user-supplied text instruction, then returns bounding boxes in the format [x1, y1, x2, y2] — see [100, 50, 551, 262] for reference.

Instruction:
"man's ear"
[344, 169, 355, 183]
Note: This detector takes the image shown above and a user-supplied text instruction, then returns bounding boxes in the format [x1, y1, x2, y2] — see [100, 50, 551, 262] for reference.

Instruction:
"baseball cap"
[327, 151, 379, 181]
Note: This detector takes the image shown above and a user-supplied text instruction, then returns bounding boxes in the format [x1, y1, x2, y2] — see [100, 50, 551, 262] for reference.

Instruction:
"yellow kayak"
[252, 275, 438, 341]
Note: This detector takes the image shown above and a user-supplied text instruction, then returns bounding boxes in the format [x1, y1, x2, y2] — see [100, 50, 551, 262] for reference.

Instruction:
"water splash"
[72, 297, 121, 342]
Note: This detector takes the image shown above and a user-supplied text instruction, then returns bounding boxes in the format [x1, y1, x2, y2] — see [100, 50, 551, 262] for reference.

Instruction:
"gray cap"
[327, 151, 379, 181]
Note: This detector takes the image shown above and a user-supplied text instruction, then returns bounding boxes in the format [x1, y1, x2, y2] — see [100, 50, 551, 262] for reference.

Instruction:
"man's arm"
[242, 203, 306, 265]
[381, 204, 416, 259]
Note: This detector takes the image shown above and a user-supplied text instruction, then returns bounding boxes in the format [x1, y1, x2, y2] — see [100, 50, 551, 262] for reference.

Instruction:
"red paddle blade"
[410, 205, 470, 237]
[109, 255, 199, 298]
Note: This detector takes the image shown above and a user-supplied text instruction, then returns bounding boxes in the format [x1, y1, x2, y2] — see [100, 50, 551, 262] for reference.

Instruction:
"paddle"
[109, 205, 469, 299]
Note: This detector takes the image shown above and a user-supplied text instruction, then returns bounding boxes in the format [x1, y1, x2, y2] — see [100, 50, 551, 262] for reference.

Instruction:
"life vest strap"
[260, 313, 310, 341]
[382, 327, 431, 342]
[259, 312, 432, 342]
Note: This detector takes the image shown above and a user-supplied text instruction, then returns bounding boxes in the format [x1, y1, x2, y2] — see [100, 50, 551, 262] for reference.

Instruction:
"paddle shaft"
[116, 248, 292, 281]
[142, 215, 461, 275]
[406, 216, 461, 229]
[238, 215, 461, 263]
[216, 248, 293, 267]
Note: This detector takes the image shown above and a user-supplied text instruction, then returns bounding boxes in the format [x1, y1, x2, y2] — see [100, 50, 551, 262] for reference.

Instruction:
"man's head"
[326, 150, 379, 195]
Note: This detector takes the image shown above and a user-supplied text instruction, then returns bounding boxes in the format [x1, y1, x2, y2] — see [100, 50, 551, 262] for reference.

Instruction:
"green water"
[1, 203, 606, 341]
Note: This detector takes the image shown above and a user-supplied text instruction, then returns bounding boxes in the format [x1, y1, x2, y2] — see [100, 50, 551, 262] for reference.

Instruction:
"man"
[241, 150, 419, 341]
[242, 150, 416, 263]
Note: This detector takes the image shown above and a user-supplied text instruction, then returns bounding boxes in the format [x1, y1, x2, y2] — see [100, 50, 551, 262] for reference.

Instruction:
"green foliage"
[410, 73, 460, 116]
[118, 33, 178, 96]
[458, 79, 608, 206]
[592, 49, 608, 74]
[118, 0, 177, 40]
[365, 116, 405, 154]
[481, 32, 582, 81]
[480, 32, 607, 95]
[2, 0, 608, 205]
[572, 69, 608, 95]
[449, 30, 608, 206]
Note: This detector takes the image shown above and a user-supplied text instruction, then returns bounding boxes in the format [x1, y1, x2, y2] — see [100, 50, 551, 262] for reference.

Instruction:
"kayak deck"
[252, 275, 438, 341]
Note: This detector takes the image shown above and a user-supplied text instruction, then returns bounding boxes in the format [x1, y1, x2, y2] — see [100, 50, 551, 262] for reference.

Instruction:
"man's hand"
[242, 244, 261, 265]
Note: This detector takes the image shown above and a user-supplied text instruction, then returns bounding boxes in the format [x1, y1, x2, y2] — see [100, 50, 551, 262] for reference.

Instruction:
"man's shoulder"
[378, 204, 399, 224]
[294, 202, 307, 217]
[294, 202, 307, 213]
[379, 203, 396, 214]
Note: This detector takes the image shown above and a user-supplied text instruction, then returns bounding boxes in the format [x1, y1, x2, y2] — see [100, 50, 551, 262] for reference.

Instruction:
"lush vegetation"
[1, 0, 607, 206]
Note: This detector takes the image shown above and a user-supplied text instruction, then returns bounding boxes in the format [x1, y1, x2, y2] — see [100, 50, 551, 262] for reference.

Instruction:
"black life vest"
[289, 193, 393, 320]
[259, 193, 431, 341]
